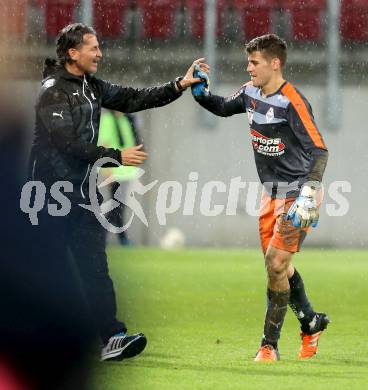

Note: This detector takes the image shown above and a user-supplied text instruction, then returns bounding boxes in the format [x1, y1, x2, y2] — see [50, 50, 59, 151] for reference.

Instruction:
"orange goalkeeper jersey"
[195, 81, 328, 198]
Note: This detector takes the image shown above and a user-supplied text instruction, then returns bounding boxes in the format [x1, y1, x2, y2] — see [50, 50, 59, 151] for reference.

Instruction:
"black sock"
[261, 289, 290, 349]
[288, 269, 315, 331]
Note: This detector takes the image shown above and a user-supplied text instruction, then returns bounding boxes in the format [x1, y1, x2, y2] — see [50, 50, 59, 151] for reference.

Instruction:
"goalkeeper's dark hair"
[56, 23, 96, 65]
[245, 34, 287, 67]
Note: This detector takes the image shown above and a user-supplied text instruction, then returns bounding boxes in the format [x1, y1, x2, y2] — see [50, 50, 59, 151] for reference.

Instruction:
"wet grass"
[92, 248, 368, 390]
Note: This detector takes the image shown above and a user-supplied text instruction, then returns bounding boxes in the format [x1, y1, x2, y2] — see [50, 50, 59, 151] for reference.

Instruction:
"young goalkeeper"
[192, 34, 329, 361]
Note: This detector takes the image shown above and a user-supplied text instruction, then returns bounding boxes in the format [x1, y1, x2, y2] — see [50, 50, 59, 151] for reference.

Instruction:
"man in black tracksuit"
[29, 23, 208, 361]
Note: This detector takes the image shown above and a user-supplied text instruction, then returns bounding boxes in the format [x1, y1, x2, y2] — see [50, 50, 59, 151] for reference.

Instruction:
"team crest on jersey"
[266, 107, 274, 123]
[247, 108, 254, 124]
[251, 129, 285, 156]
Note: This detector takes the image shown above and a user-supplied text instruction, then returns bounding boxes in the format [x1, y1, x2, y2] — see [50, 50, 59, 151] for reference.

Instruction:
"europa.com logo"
[20, 157, 351, 233]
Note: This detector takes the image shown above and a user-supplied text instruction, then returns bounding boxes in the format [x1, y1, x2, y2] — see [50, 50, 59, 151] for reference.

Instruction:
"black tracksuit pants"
[42, 204, 127, 344]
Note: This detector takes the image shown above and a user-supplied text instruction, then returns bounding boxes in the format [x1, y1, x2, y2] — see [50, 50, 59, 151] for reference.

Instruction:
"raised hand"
[178, 58, 210, 90]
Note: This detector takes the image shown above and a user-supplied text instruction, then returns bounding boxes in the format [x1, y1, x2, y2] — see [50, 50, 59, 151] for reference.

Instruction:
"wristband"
[175, 76, 186, 92]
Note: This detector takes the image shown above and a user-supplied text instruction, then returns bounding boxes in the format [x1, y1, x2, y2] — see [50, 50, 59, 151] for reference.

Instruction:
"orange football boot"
[254, 345, 280, 362]
[299, 313, 330, 359]
[298, 331, 324, 359]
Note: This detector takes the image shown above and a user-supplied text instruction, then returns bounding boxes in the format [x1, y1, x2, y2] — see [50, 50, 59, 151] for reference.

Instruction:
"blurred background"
[1, 0, 368, 248]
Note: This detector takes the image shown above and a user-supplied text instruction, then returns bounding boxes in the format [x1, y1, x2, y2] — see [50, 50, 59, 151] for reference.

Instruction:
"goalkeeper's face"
[246, 51, 276, 88]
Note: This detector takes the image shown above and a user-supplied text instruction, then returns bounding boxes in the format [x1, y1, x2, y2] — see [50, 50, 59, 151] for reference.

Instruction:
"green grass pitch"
[93, 248, 368, 390]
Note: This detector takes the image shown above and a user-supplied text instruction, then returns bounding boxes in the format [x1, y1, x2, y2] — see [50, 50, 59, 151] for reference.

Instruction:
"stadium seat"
[36, 0, 80, 39]
[233, 0, 278, 40]
[136, 0, 180, 39]
[281, 0, 326, 42]
[93, 0, 130, 39]
[340, 0, 368, 42]
[184, 0, 228, 39]
[0, 0, 27, 38]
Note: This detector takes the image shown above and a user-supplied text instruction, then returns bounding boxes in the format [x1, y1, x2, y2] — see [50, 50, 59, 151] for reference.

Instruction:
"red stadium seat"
[340, 0, 368, 42]
[233, 0, 278, 40]
[0, 0, 27, 37]
[281, 0, 326, 42]
[93, 0, 130, 38]
[184, 0, 227, 39]
[136, 0, 180, 39]
[37, 0, 80, 39]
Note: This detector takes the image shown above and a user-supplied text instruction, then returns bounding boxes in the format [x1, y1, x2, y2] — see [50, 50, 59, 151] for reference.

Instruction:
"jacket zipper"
[32, 159, 37, 181]
[80, 165, 90, 199]
[82, 75, 95, 142]
[80, 76, 96, 199]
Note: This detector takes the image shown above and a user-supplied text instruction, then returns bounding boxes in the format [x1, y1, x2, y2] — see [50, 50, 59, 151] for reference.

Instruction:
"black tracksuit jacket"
[30, 64, 182, 204]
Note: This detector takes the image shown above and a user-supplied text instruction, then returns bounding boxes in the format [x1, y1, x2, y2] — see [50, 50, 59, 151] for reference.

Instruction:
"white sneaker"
[101, 332, 147, 361]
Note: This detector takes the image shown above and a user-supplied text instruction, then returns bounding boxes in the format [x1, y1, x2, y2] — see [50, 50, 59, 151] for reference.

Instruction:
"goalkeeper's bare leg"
[255, 247, 329, 361]
[255, 246, 291, 361]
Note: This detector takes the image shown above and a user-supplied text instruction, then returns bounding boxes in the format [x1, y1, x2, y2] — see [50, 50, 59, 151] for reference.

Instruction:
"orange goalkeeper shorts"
[259, 192, 310, 255]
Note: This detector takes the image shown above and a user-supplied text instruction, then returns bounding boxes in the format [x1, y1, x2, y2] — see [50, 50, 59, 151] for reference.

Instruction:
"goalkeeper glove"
[191, 64, 209, 97]
[286, 186, 319, 228]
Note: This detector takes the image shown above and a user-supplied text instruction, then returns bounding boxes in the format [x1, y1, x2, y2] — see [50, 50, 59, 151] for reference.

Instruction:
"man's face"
[69, 34, 102, 74]
[246, 50, 275, 88]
